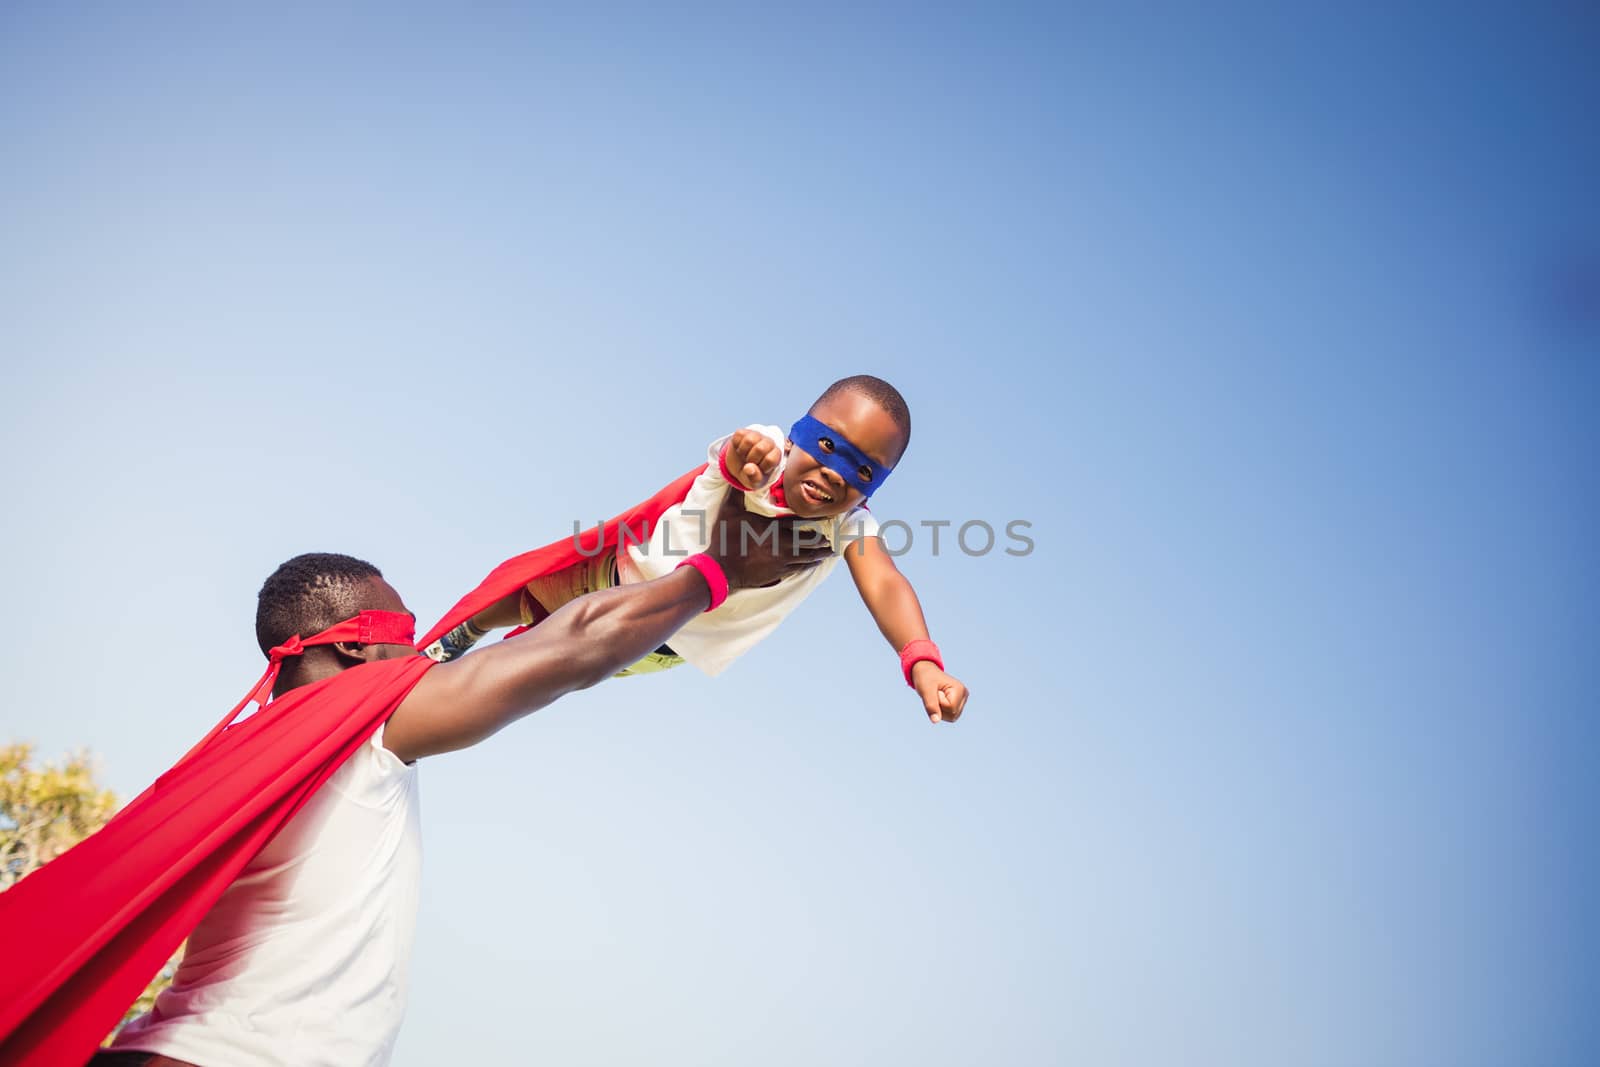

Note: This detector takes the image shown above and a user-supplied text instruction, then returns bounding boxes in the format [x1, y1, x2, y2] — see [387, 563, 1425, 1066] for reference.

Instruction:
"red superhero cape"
[418, 464, 704, 647]
[0, 655, 433, 1066]
[0, 467, 702, 1066]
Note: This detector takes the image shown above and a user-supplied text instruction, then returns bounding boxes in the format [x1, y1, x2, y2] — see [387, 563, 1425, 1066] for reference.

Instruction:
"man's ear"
[331, 641, 371, 665]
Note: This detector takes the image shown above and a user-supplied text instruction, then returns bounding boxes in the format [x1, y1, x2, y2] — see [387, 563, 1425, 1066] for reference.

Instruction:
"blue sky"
[1, 5, 1595, 1065]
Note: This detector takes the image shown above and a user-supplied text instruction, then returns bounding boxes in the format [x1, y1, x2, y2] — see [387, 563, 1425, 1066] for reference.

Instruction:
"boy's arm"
[844, 535, 969, 724]
[386, 501, 831, 761]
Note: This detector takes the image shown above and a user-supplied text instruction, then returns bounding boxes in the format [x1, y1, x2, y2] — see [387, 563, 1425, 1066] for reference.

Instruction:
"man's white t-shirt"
[618, 425, 879, 676]
[111, 724, 422, 1067]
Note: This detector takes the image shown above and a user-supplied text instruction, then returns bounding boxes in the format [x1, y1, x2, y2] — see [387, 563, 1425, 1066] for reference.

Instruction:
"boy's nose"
[818, 465, 847, 492]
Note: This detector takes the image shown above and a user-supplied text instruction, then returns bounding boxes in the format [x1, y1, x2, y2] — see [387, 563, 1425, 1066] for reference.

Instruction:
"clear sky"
[1, 4, 1595, 1065]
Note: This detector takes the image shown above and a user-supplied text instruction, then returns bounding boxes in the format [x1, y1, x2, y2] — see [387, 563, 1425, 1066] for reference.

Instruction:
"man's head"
[782, 374, 911, 518]
[256, 552, 417, 692]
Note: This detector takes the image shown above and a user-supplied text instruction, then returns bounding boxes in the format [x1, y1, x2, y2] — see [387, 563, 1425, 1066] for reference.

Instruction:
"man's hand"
[911, 662, 969, 724]
[727, 428, 782, 489]
[702, 492, 831, 591]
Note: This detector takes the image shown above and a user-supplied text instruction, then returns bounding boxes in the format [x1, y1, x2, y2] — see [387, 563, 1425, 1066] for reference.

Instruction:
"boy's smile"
[782, 389, 907, 518]
[795, 476, 838, 510]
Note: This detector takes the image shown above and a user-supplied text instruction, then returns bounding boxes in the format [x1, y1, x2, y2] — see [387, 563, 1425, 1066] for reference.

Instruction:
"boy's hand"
[727, 428, 781, 489]
[911, 662, 968, 724]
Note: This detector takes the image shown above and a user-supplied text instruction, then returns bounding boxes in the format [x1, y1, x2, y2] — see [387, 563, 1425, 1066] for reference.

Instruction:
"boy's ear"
[331, 641, 370, 664]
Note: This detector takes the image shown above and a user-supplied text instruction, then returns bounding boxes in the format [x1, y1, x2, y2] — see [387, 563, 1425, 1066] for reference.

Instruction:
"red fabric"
[223, 610, 417, 752]
[0, 654, 434, 1067]
[0, 469, 704, 1065]
[417, 465, 706, 649]
[899, 638, 943, 687]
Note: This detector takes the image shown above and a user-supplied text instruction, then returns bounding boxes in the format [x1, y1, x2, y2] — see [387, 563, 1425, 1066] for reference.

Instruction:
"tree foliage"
[0, 743, 117, 889]
[0, 743, 182, 1038]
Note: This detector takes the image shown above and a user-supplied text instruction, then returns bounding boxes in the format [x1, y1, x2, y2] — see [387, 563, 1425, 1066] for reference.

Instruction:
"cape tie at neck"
[185, 610, 417, 760]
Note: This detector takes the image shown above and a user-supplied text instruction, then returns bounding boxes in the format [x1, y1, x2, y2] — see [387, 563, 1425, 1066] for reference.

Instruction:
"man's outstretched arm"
[383, 500, 826, 762]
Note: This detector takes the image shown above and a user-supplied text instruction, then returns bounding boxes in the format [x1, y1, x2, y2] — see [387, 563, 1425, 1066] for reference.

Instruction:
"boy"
[433, 375, 968, 724]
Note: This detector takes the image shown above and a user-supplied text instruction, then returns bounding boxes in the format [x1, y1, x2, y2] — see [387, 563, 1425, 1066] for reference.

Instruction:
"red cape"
[0, 466, 702, 1066]
[0, 656, 433, 1066]
[418, 465, 704, 647]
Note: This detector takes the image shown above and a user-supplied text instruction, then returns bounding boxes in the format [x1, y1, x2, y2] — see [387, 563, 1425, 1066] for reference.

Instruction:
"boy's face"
[782, 390, 906, 518]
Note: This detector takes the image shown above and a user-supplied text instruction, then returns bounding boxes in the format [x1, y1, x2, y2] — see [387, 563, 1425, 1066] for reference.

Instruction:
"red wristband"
[676, 553, 729, 612]
[900, 639, 943, 687]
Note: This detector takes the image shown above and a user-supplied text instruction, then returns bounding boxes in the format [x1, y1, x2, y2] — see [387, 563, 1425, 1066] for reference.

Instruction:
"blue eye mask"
[788, 413, 894, 500]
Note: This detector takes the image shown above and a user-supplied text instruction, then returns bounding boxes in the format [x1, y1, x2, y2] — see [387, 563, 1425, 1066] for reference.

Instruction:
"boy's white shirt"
[617, 424, 879, 676]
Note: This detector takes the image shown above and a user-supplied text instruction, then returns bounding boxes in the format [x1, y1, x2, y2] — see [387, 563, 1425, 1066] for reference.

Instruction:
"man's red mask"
[185, 610, 417, 760]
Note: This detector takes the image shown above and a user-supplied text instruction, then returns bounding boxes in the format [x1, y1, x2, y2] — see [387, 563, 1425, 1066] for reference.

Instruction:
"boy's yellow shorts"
[525, 550, 686, 678]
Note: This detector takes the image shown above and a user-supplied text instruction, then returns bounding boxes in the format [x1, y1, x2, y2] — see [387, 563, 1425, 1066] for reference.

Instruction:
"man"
[91, 498, 828, 1066]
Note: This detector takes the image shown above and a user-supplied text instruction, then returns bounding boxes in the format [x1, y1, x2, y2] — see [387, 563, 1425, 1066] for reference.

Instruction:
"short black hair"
[255, 552, 383, 656]
[812, 374, 912, 456]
